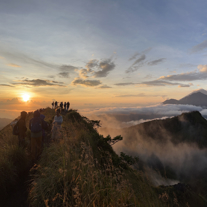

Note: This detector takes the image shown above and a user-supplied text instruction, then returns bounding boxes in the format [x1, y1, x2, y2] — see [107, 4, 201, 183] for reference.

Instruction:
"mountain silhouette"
[163, 90, 207, 106]
[123, 110, 207, 148]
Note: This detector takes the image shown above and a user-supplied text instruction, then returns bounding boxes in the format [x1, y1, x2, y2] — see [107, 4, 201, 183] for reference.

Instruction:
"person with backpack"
[64, 102, 67, 111]
[13, 111, 27, 147]
[40, 114, 48, 146]
[67, 102, 70, 111]
[51, 108, 63, 140]
[29, 110, 48, 161]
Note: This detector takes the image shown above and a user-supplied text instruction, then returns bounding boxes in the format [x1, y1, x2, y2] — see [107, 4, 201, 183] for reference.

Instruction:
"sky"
[1, 0, 207, 119]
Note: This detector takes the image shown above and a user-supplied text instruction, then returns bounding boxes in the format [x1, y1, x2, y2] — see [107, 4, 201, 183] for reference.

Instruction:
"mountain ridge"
[163, 90, 207, 106]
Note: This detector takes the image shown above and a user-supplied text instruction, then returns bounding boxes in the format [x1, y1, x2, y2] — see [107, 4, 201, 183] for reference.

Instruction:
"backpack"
[13, 120, 19, 135]
[31, 117, 42, 133]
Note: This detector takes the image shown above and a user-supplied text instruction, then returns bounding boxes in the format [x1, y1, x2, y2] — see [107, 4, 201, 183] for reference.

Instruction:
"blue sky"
[1, 0, 207, 118]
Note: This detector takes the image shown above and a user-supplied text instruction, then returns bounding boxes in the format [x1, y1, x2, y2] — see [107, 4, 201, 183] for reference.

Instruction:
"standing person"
[64, 102, 67, 111]
[40, 114, 48, 146]
[51, 108, 63, 140]
[55, 101, 57, 108]
[29, 110, 47, 162]
[67, 102, 70, 111]
[13, 111, 27, 147]
[52, 101, 54, 109]
[61, 102, 63, 109]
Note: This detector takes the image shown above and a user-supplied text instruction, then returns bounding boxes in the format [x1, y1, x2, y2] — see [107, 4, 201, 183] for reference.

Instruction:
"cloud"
[93, 59, 115, 78]
[0, 84, 14, 87]
[0, 50, 58, 69]
[198, 64, 207, 72]
[14, 78, 65, 87]
[128, 52, 139, 61]
[139, 80, 181, 86]
[48, 75, 55, 78]
[147, 58, 165, 66]
[79, 69, 90, 79]
[97, 85, 112, 89]
[126, 54, 146, 73]
[159, 70, 207, 82]
[72, 77, 101, 87]
[87, 104, 204, 124]
[116, 93, 164, 97]
[132, 54, 146, 66]
[114, 82, 136, 86]
[60, 65, 79, 71]
[85, 59, 98, 70]
[7, 63, 21, 67]
[0, 49, 79, 76]
[58, 72, 69, 78]
[178, 84, 192, 88]
[115, 80, 192, 88]
[190, 40, 207, 53]
[77, 58, 116, 79]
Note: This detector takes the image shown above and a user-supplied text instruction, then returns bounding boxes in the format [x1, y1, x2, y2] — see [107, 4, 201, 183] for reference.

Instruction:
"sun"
[22, 93, 30, 102]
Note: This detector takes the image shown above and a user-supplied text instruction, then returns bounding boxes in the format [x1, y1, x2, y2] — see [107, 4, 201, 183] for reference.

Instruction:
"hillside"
[0, 118, 12, 130]
[0, 108, 207, 206]
[125, 111, 207, 148]
[108, 111, 207, 204]
[163, 91, 207, 106]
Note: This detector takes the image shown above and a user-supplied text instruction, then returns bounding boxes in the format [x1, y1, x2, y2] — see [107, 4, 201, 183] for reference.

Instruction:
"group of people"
[12, 108, 63, 162]
[52, 101, 70, 111]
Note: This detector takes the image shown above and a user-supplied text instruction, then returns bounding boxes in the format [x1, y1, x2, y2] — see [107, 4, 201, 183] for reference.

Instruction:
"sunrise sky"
[1, 0, 207, 118]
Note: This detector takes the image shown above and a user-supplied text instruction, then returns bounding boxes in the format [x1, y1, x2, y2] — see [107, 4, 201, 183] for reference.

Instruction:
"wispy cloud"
[116, 93, 164, 97]
[93, 59, 115, 77]
[114, 82, 136, 86]
[139, 80, 192, 87]
[58, 72, 69, 78]
[0, 84, 14, 87]
[190, 40, 207, 53]
[126, 54, 146, 73]
[159, 65, 207, 81]
[72, 77, 101, 87]
[7, 63, 21, 67]
[128, 52, 139, 61]
[77, 58, 116, 79]
[97, 85, 112, 89]
[14, 78, 65, 87]
[147, 58, 165, 66]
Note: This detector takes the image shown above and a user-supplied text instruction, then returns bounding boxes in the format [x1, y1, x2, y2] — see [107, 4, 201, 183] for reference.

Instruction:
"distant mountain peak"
[189, 88, 207, 96]
[163, 89, 207, 106]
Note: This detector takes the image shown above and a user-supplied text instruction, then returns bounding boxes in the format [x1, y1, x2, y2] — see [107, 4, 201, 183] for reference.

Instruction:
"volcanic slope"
[0, 108, 207, 206]
[124, 111, 207, 147]
[112, 111, 207, 204]
[163, 91, 207, 106]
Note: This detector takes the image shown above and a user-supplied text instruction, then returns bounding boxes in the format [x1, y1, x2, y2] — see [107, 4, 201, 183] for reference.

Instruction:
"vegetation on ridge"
[1, 108, 207, 206]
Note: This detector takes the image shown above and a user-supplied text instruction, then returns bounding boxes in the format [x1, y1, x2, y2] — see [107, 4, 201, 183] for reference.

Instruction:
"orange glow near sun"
[22, 93, 30, 102]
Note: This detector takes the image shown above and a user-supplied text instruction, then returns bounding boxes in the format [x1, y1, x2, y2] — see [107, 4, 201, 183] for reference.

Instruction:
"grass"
[0, 126, 30, 199]
[1, 108, 207, 206]
[28, 110, 168, 207]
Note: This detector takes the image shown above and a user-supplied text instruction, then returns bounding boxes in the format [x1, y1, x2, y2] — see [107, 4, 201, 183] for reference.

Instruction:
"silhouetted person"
[60, 102, 63, 109]
[64, 102, 66, 111]
[67, 102, 70, 111]
[51, 108, 63, 140]
[29, 110, 48, 162]
[40, 114, 49, 146]
[52, 101, 54, 109]
[14, 111, 27, 147]
[55, 101, 58, 108]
